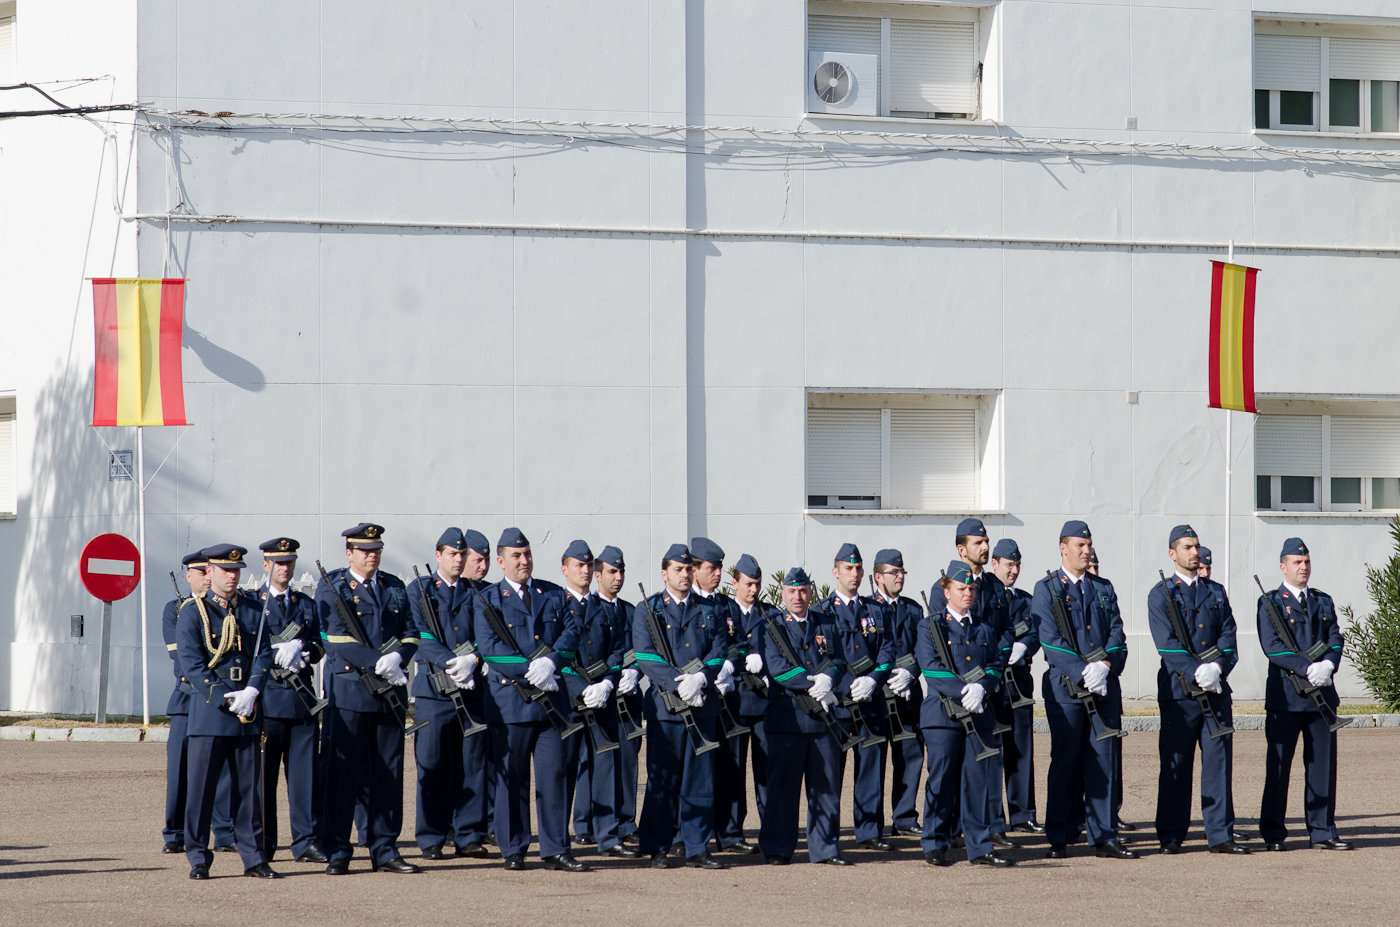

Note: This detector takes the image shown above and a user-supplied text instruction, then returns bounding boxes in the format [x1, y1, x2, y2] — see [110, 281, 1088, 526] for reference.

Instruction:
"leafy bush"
[1341, 517, 1400, 711]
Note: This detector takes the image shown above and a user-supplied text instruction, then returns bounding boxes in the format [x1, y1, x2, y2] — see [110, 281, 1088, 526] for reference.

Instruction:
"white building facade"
[4, 0, 1400, 715]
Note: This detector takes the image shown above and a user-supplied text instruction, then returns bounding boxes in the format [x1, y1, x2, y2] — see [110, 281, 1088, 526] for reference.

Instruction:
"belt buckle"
[230, 666, 243, 682]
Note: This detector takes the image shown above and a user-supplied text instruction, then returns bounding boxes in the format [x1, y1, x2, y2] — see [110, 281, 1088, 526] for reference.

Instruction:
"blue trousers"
[565, 709, 622, 849]
[415, 696, 489, 849]
[996, 691, 1037, 826]
[922, 726, 1000, 859]
[321, 707, 406, 865]
[712, 721, 751, 848]
[1261, 710, 1338, 844]
[842, 736, 888, 842]
[165, 713, 234, 845]
[734, 715, 769, 832]
[262, 715, 319, 858]
[1045, 697, 1118, 846]
[1155, 696, 1235, 846]
[616, 697, 642, 838]
[492, 721, 568, 859]
[758, 729, 842, 862]
[185, 734, 264, 871]
[637, 717, 718, 858]
[889, 701, 924, 831]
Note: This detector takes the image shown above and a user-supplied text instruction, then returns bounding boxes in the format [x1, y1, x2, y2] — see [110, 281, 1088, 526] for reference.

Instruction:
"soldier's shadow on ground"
[0, 866, 162, 880]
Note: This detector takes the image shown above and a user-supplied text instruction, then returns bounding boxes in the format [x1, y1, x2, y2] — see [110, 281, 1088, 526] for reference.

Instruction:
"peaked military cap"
[783, 566, 812, 586]
[597, 546, 625, 569]
[203, 544, 247, 568]
[945, 560, 974, 585]
[563, 539, 594, 562]
[690, 537, 725, 566]
[992, 538, 1021, 562]
[1168, 524, 1198, 545]
[437, 527, 468, 550]
[343, 523, 385, 550]
[463, 529, 490, 556]
[1281, 537, 1309, 558]
[834, 543, 862, 564]
[259, 537, 300, 562]
[956, 518, 988, 538]
[733, 553, 762, 579]
[874, 548, 904, 568]
[182, 550, 209, 568]
[498, 527, 529, 549]
[1198, 546, 1212, 566]
[1060, 520, 1092, 540]
[662, 543, 692, 565]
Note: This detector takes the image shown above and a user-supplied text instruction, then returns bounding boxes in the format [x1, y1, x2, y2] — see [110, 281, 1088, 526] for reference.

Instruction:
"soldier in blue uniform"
[316, 523, 422, 875]
[1148, 525, 1247, 855]
[458, 527, 495, 847]
[726, 553, 773, 839]
[1258, 537, 1350, 851]
[867, 549, 923, 838]
[255, 537, 326, 863]
[634, 544, 731, 870]
[408, 528, 491, 861]
[989, 539, 1043, 836]
[472, 528, 590, 872]
[161, 550, 235, 855]
[594, 546, 641, 846]
[1196, 546, 1213, 580]
[1033, 520, 1137, 860]
[558, 541, 636, 858]
[175, 544, 278, 880]
[822, 543, 895, 851]
[758, 568, 851, 866]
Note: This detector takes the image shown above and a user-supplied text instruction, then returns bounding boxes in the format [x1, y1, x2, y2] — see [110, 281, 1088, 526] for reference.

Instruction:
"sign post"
[80, 534, 142, 724]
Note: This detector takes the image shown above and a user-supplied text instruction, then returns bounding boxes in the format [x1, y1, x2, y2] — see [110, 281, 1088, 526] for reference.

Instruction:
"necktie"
[519, 583, 532, 613]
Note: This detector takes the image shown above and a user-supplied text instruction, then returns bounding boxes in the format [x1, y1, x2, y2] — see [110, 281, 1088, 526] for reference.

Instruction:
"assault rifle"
[616, 649, 645, 741]
[920, 591, 999, 761]
[818, 600, 886, 750]
[1156, 571, 1232, 739]
[637, 584, 719, 756]
[558, 595, 620, 755]
[1254, 576, 1350, 732]
[268, 620, 330, 716]
[410, 566, 487, 737]
[1044, 571, 1123, 741]
[763, 609, 861, 752]
[476, 591, 583, 739]
[867, 576, 917, 744]
[1003, 604, 1036, 710]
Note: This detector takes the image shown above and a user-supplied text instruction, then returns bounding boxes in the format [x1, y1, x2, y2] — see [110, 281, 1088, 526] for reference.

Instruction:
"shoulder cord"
[195, 595, 239, 669]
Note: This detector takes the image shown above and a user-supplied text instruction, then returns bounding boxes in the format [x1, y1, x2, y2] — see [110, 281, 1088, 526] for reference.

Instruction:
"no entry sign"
[80, 533, 142, 602]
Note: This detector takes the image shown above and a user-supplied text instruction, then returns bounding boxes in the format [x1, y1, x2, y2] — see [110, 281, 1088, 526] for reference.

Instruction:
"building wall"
[4, 0, 1400, 712]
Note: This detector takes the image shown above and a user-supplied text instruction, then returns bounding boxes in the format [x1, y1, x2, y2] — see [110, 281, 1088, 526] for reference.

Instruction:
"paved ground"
[2, 729, 1397, 927]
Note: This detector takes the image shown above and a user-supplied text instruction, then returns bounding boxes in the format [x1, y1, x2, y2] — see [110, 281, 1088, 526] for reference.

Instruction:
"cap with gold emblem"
[343, 523, 385, 550]
[258, 537, 300, 563]
[202, 544, 247, 568]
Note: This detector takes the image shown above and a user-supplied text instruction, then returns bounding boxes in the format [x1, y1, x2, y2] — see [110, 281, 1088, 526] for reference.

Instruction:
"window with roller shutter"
[1255, 413, 1400, 512]
[0, 397, 14, 517]
[0, 13, 14, 86]
[1254, 21, 1400, 134]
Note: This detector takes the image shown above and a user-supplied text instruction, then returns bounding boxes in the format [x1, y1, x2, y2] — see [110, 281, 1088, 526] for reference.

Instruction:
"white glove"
[1306, 660, 1336, 688]
[446, 654, 478, 688]
[1194, 661, 1223, 694]
[849, 675, 877, 702]
[582, 679, 614, 709]
[888, 667, 913, 698]
[745, 653, 763, 674]
[618, 667, 640, 695]
[676, 672, 708, 705]
[715, 662, 735, 696]
[1009, 641, 1028, 665]
[806, 673, 836, 711]
[225, 686, 259, 718]
[273, 640, 304, 669]
[375, 651, 403, 679]
[1082, 660, 1110, 691]
[960, 681, 986, 714]
[526, 656, 559, 691]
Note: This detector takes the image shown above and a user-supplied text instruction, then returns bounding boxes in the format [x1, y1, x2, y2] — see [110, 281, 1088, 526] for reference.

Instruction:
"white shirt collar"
[267, 582, 290, 598]
[667, 590, 692, 607]
[350, 569, 374, 586]
[738, 602, 753, 615]
[787, 609, 808, 623]
[693, 586, 714, 599]
[596, 589, 617, 604]
[1174, 570, 1197, 587]
[437, 570, 460, 588]
[835, 590, 857, 607]
[567, 587, 590, 603]
[1283, 580, 1308, 599]
[503, 576, 526, 597]
[947, 606, 971, 623]
[1060, 568, 1085, 586]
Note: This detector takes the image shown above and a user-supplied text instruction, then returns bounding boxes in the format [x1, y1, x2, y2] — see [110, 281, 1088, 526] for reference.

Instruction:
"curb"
[1030, 713, 1400, 734]
[0, 726, 171, 742]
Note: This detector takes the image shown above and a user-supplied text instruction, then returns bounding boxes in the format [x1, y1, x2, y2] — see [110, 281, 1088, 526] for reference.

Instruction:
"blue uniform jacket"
[315, 567, 419, 715]
[632, 591, 729, 722]
[163, 597, 195, 715]
[1005, 587, 1040, 698]
[1147, 575, 1237, 702]
[821, 594, 895, 722]
[1257, 585, 1344, 712]
[729, 598, 773, 717]
[407, 573, 482, 705]
[928, 570, 1012, 639]
[917, 609, 1006, 730]
[472, 577, 578, 724]
[176, 590, 273, 737]
[762, 610, 847, 735]
[256, 584, 324, 720]
[1032, 570, 1127, 705]
[559, 591, 625, 701]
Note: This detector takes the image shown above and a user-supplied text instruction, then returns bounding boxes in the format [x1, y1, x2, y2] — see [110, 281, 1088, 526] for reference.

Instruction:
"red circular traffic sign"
[80, 533, 142, 602]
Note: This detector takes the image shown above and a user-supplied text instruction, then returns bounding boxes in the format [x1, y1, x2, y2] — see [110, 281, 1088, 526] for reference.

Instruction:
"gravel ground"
[2, 729, 1396, 927]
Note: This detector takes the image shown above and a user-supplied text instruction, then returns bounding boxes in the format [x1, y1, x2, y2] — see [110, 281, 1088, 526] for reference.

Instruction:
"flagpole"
[137, 424, 150, 727]
[1224, 240, 1233, 593]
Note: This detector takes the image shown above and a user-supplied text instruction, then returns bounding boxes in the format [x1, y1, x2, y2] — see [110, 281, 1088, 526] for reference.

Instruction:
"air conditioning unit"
[808, 51, 877, 116]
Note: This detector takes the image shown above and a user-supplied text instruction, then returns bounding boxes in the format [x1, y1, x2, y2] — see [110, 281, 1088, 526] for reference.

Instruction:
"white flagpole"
[1224, 240, 1234, 593]
[137, 425, 150, 727]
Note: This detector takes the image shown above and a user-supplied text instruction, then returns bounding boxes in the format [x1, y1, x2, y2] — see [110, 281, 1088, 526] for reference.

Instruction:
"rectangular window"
[1255, 88, 1270, 129]
[1256, 24, 1400, 134]
[1256, 412, 1400, 511]
[1330, 79, 1361, 127]
[1373, 80, 1400, 132]
[0, 396, 14, 517]
[0, 11, 14, 86]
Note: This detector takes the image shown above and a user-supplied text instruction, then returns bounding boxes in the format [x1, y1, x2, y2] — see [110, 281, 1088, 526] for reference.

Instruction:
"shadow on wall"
[184, 325, 265, 392]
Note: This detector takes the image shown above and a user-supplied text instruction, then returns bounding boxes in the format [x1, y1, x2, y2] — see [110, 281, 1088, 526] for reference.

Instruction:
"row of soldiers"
[161, 518, 1350, 878]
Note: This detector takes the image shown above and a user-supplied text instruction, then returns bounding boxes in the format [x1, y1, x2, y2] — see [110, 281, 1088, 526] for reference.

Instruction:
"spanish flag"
[1208, 261, 1257, 414]
[91, 279, 189, 426]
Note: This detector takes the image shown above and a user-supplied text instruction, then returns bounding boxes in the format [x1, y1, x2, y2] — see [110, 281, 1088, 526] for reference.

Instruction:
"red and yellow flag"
[91, 279, 189, 426]
[1208, 261, 1257, 414]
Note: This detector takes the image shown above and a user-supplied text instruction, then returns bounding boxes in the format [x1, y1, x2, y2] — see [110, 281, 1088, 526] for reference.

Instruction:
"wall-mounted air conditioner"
[807, 51, 877, 116]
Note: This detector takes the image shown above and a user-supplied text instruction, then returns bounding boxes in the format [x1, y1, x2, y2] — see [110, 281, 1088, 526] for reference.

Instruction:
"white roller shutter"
[0, 17, 14, 85]
[1254, 34, 1321, 92]
[889, 19, 977, 114]
[889, 409, 975, 510]
[807, 408, 881, 496]
[0, 414, 14, 515]
[1330, 416, 1400, 477]
[1330, 38, 1400, 81]
[1255, 415, 1322, 477]
[808, 15, 881, 58]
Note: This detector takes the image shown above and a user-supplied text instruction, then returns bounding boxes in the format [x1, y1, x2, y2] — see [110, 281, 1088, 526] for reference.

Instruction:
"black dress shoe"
[606, 844, 642, 858]
[503, 854, 526, 871]
[670, 841, 686, 855]
[374, 856, 422, 874]
[1045, 844, 1069, 859]
[189, 863, 210, 880]
[1159, 842, 1183, 855]
[485, 831, 497, 846]
[325, 859, 350, 875]
[856, 838, 893, 851]
[686, 852, 726, 870]
[822, 855, 854, 866]
[990, 832, 1021, 849]
[1117, 821, 1138, 831]
[420, 844, 446, 860]
[970, 851, 1016, 867]
[1095, 840, 1140, 859]
[574, 833, 597, 846]
[621, 833, 640, 846]
[1010, 821, 1046, 835]
[890, 826, 921, 837]
[925, 849, 951, 867]
[213, 843, 237, 853]
[296, 845, 328, 864]
[455, 842, 490, 858]
[1263, 841, 1287, 852]
[650, 852, 671, 869]
[1210, 841, 1251, 854]
[766, 855, 791, 865]
[1312, 839, 1353, 851]
[951, 836, 965, 849]
[542, 853, 591, 872]
[163, 840, 185, 854]
[244, 862, 281, 879]
[723, 840, 759, 855]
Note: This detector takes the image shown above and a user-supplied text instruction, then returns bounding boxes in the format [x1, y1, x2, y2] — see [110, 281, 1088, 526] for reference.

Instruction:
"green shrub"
[1341, 517, 1400, 711]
